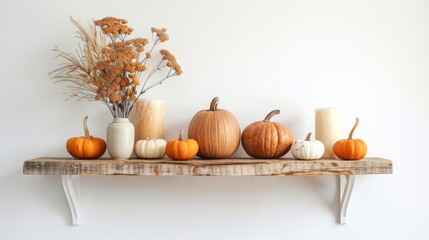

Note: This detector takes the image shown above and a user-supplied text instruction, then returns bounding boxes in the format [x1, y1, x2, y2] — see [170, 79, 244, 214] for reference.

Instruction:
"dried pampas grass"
[50, 17, 106, 101]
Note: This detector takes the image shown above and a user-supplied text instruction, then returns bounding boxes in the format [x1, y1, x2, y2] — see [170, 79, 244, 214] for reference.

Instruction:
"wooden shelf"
[23, 157, 392, 226]
[23, 157, 392, 176]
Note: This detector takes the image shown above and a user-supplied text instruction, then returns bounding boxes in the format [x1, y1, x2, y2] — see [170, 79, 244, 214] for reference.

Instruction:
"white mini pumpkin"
[135, 137, 167, 159]
[291, 133, 325, 160]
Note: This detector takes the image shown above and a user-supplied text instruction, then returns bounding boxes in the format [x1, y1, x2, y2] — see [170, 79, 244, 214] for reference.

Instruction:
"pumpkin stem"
[209, 97, 219, 111]
[179, 128, 184, 141]
[263, 109, 280, 122]
[305, 132, 312, 141]
[348, 117, 360, 140]
[83, 116, 90, 139]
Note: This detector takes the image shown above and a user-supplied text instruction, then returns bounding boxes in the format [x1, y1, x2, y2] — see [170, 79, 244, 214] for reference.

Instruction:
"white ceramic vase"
[106, 118, 135, 160]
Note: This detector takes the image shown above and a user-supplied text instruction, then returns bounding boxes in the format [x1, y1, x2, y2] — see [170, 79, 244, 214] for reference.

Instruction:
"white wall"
[1, 0, 428, 239]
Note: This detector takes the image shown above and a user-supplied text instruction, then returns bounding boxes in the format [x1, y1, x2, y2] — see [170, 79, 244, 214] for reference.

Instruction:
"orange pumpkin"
[66, 116, 106, 159]
[166, 129, 199, 161]
[241, 110, 294, 159]
[333, 117, 367, 160]
[188, 97, 241, 159]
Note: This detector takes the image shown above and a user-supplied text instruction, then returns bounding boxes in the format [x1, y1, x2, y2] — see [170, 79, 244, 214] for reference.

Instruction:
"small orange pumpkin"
[66, 116, 107, 159]
[166, 129, 199, 161]
[241, 110, 294, 159]
[333, 117, 367, 160]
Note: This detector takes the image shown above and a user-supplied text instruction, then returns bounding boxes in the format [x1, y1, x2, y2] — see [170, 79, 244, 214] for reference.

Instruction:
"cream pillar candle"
[129, 99, 165, 142]
[315, 108, 342, 159]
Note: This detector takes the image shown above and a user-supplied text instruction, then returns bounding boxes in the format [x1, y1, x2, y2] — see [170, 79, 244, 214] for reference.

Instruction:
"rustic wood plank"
[23, 157, 392, 176]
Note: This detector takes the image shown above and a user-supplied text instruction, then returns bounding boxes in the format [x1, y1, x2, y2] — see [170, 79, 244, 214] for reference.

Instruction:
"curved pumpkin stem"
[263, 109, 280, 122]
[209, 97, 219, 111]
[348, 117, 360, 140]
[305, 132, 312, 141]
[83, 116, 90, 139]
[178, 128, 184, 141]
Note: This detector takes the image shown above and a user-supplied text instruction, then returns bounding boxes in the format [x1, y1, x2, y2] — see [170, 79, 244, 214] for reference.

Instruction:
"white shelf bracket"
[339, 175, 355, 224]
[61, 175, 80, 226]
[59, 174, 355, 226]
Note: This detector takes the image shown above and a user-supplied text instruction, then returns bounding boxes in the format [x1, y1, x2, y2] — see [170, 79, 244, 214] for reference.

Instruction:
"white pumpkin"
[135, 137, 167, 159]
[291, 132, 325, 160]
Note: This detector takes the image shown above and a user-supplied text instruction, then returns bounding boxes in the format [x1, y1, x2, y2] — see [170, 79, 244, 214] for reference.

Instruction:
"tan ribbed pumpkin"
[241, 110, 294, 159]
[188, 97, 241, 159]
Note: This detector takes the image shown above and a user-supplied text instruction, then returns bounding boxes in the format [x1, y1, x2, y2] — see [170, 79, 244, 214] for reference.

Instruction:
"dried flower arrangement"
[51, 17, 182, 118]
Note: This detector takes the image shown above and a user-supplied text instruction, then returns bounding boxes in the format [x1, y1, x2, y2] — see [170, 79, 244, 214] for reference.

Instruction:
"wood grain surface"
[23, 157, 392, 176]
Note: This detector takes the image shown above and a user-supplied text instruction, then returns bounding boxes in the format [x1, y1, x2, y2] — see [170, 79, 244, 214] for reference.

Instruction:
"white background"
[1, 0, 428, 239]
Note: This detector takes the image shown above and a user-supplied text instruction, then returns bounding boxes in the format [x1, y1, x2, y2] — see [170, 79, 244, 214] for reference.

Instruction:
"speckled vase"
[106, 118, 134, 160]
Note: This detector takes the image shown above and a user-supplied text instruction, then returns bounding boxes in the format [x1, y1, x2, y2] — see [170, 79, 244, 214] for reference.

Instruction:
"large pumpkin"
[66, 116, 106, 159]
[241, 110, 294, 159]
[333, 117, 367, 160]
[188, 97, 241, 159]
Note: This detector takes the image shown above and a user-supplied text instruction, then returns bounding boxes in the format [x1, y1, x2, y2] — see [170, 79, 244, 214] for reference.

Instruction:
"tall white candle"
[129, 99, 165, 142]
[315, 108, 342, 159]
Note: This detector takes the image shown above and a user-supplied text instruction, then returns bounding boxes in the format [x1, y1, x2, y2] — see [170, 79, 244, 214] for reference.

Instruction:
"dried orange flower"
[132, 77, 140, 86]
[160, 49, 183, 75]
[94, 17, 134, 37]
[151, 27, 169, 42]
[52, 16, 182, 118]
